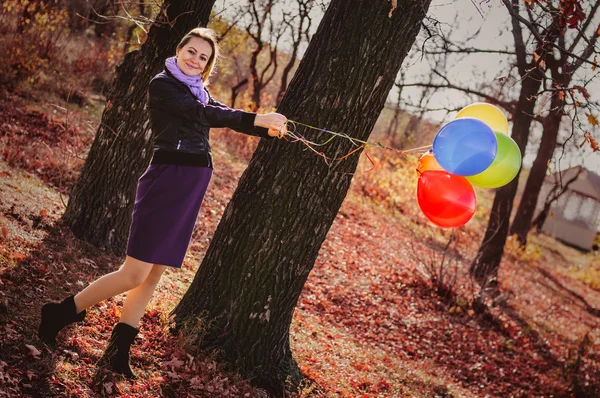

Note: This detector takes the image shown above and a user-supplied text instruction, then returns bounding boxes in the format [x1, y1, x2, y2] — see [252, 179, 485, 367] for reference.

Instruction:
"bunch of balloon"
[416, 103, 522, 228]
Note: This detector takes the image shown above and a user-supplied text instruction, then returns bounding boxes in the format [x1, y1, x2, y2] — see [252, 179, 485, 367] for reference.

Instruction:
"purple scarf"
[165, 57, 208, 105]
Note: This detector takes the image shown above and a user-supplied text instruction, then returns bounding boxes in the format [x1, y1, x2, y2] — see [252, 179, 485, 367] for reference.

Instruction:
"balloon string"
[282, 119, 432, 166]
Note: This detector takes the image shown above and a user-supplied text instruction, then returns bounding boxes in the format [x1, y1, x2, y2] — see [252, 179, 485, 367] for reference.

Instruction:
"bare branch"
[399, 80, 516, 114]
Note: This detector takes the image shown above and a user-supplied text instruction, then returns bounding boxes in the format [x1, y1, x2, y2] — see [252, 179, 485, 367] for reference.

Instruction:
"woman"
[38, 27, 287, 379]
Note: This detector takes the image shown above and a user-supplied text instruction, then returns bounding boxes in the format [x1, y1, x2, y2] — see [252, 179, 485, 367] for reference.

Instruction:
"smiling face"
[176, 36, 213, 78]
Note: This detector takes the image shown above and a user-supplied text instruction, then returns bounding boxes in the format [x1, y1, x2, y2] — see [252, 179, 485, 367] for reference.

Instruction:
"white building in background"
[536, 167, 600, 251]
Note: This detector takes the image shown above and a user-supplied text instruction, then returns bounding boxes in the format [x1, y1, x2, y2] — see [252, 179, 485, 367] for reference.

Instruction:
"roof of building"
[587, 168, 600, 195]
[546, 166, 600, 199]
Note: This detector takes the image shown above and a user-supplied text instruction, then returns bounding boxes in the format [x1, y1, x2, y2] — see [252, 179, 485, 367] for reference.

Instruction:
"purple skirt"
[126, 164, 212, 268]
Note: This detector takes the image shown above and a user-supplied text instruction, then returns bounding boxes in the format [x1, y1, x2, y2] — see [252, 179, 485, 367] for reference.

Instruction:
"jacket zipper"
[177, 139, 181, 150]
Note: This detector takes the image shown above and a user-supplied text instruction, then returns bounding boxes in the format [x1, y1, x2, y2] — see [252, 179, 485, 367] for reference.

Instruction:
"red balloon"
[417, 170, 477, 228]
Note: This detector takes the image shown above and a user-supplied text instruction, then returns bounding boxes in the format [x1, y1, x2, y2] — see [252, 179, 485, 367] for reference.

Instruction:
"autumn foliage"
[1, 2, 600, 397]
[1, 80, 599, 396]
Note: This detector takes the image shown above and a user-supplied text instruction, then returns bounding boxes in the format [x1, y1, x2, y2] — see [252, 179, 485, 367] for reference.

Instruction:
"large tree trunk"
[172, 0, 431, 395]
[469, 75, 541, 282]
[62, 0, 216, 253]
[510, 97, 563, 244]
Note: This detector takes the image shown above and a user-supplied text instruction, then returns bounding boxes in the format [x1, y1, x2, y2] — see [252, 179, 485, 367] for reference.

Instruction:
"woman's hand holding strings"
[255, 113, 288, 138]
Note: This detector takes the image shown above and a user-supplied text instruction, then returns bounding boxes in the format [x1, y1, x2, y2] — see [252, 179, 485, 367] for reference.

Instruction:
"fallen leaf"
[79, 258, 97, 268]
[63, 349, 79, 361]
[25, 344, 41, 359]
[586, 113, 599, 127]
[164, 357, 185, 370]
[103, 382, 113, 394]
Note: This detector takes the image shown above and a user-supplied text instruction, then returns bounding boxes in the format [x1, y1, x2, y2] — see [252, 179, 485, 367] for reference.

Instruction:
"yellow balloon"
[455, 103, 509, 135]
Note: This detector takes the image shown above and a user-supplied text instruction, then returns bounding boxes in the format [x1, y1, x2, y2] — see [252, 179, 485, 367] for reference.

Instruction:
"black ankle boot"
[100, 323, 139, 379]
[38, 295, 86, 347]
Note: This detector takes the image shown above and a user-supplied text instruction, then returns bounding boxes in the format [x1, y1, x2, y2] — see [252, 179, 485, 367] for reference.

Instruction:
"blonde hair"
[176, 27, 219, 82]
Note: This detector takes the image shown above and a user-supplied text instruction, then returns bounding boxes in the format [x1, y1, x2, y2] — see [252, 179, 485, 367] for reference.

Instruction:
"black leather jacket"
[147, 69, 271, 168]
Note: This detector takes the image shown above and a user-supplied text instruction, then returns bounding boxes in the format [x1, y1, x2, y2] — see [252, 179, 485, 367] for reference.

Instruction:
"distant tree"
[240, 0, 282, 110]
[230, 78, 249, 107]
[469, 0, 558, 284]
[210, 0, 322, 108]
[509, 0, 600, 246]
[275, 0, 318, 105]
[397, 0, 591, 284]
[62, 0, 217, 253]
[64, 0, 121, 33]
[392, 51, 440, 148]
[89, 0, 119, 38]
[206, 14, 251, 107]
[171, 0, 432, 394]
[122, 1, 151, 48]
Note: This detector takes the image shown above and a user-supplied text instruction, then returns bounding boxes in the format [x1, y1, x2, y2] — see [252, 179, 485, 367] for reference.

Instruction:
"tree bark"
[469, 0, 565, 283]
[230, 78, 248, 108]
[509, 100, 563, 245]
[508, 0, 600, 245]
[469, 75, 541, 283]
[172, 0, 431, 395]
[62, 0, 217, 253]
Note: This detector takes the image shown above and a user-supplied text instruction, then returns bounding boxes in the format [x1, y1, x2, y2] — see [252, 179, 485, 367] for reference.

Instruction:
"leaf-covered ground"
[1, 87, 599, 398]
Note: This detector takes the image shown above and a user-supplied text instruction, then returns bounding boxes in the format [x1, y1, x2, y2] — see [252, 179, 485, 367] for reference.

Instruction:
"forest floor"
[1, 84, 600, 398]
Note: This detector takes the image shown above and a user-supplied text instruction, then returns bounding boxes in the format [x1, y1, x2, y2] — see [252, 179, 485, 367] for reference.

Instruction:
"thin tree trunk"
[92, 0, 118, 38]
[230, 78, 248, 108]
[532, 207, 549, 232]
[510, 100, 563, 245]
[172, 0, 431, 394]
[276, 48, 298, 106]
[402, 113, 421, 147]
[469, 0, 565, 284]
[62, 0, 217, 253]
[469, 76, 541, 282]
[508, 3, 600, 244]
[249, 42, 263, 110]
[387, 106, 401, 144]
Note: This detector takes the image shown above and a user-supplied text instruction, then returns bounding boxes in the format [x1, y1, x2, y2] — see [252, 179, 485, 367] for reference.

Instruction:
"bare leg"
[73, 256, 154, 313]
[119, 264, 168, 327]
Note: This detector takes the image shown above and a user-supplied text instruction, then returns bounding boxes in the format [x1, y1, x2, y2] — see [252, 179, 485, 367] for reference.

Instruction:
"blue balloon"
[432, 118, 498, 176]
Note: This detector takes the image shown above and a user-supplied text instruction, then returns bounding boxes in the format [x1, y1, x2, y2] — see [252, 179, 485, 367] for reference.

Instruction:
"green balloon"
[466, 132, 521, 188]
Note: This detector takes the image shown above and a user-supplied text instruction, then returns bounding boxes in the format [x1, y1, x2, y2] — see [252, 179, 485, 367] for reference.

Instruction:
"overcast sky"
[214, 0, 600, 173]
[401, 0, 600, 173]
